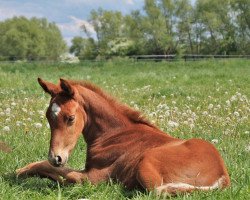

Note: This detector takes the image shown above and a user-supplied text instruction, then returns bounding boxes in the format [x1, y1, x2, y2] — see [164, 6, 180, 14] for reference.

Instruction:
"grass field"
[0, 59, 249, 200]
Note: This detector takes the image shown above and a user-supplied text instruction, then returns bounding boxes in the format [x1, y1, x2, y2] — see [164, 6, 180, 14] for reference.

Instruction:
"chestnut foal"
[17, 78, 230, 195]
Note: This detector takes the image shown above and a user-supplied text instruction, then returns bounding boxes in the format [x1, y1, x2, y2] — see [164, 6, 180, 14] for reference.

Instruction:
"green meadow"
[0, 59, 249, 199]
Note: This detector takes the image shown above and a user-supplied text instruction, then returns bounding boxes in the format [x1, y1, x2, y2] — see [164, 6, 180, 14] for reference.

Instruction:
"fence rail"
[0, 54, 250, 63]
[130, 54, 250, 61]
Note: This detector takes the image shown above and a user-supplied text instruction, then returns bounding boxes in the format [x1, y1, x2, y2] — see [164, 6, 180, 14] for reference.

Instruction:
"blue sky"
[0, 0, 145, 45]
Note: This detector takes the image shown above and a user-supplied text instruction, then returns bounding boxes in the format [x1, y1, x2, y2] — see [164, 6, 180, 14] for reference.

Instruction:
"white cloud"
[70, 16, 95, 34]
[126, 0, 135, 5]
[57, 15, 96, 45]
[58, 15, 95, 34]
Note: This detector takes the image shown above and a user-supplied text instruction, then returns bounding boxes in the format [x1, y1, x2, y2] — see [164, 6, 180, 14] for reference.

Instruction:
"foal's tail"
[156, 175, 230, 196]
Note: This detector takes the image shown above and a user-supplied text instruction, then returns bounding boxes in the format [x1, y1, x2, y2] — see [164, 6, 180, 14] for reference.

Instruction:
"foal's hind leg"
[136, 157, 162, 191]
[137, 159, 195, 196]
[16, 160, 88, 184]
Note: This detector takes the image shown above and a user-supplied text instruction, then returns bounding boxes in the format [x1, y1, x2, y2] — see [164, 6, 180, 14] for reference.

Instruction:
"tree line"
[71, 0, 250, 60]
[0, 0, 249, 61]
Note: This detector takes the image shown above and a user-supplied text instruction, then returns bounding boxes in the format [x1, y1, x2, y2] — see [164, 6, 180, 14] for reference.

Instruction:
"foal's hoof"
[16, 162, 40, 177]
[16, 166, 31, 177]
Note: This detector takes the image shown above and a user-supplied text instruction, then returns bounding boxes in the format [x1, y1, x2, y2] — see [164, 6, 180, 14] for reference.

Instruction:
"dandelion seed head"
[34, 123, 42, 128]
[211, 139, 218, 144]
[3, 126, 10, 132]
[168, 121, 179, 128]
[208, 104, 213, 109]
[234, 111, 240, 117]
[245, 144, 250, 152]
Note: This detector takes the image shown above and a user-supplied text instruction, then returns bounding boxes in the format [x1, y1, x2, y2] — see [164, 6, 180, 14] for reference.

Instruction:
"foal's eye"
[68, 115, 75, 123]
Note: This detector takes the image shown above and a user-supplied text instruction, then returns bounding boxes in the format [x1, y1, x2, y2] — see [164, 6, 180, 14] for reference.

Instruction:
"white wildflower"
[6, 118, 11, 122]
[202, 111, 208, 116]
[230, 95, 237, 102]
[245, 145, 250, 152]
[38, 110, 44, 115]
[22, 108, 27, 113]
[34, 123, 42, 128]
[189, 124, 195, 129]
[233, 111, 240, 117]
[168, 121, 179, 128]
[208, 104, 213, 109]
[11, 102, 16, 106]
[182, 112, 187, 117]
[16, 121, 22, 126]
[211, 139, 218, 144]
[165, 111, 170, 117]
[27, 118, 32, 121]
[0, 112, 4, 116]
[187, 96, 191, 101]
[5, 108, 11, 115]
[236, 92, 242, 97]
[3, 126, 10, 132]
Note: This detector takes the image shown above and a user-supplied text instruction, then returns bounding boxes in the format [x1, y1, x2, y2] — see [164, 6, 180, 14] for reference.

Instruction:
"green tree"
[231, 0, 250, 54]
[124, 11, 146, 55]
[194, 0, 237, 54]
[70, 37, 97, 60]
[83, 9, 124, 57]
[0, 16, 66, 61]
[143, 0, 170, 54]
[70, 36, 86, 57]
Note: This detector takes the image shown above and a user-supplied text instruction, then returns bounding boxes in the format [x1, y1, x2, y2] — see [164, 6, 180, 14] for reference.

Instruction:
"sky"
[0, 0, 145, 45]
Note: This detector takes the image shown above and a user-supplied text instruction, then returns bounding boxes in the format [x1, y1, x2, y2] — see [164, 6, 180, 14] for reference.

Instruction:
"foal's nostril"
[55, 155, 62, 164]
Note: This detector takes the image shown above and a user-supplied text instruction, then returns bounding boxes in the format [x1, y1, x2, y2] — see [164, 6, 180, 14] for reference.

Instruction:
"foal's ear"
[60, 79, 75, 97]
[38, 78, 58, 96]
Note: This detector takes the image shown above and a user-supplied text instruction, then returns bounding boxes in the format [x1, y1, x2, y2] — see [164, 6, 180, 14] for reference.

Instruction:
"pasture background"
[0, 60, 249, 199]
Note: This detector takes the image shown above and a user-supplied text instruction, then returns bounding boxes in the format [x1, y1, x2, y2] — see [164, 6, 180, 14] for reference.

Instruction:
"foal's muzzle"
[48, 152, 68, 167]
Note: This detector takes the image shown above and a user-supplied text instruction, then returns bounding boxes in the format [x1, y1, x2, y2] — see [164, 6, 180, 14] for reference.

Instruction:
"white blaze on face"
[51, 103, 61, 118]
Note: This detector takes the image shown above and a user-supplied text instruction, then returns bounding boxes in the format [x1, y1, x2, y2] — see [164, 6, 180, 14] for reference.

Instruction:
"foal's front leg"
[16, 160, 88, 184]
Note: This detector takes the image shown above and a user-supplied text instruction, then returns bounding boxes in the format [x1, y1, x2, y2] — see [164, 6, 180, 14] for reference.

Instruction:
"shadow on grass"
[2, 172, 149, 199]
[2, 173, 58, 193]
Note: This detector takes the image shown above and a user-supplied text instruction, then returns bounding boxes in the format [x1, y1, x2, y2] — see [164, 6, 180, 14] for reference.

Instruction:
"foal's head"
[38, 78, 86, 167]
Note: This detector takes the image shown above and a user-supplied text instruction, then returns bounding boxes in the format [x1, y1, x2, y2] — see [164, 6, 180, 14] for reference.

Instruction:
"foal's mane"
[70, 80, 155, 128]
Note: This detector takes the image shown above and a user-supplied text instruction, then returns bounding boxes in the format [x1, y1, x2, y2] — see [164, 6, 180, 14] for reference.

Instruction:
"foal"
[17, 78, 230, 195]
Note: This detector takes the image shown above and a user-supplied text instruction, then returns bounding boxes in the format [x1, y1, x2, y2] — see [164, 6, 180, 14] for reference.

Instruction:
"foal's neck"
[80, 87, 131, 143]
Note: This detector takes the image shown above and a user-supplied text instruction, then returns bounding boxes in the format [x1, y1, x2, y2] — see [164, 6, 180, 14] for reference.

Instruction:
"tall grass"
[0, 59, 249, 199]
